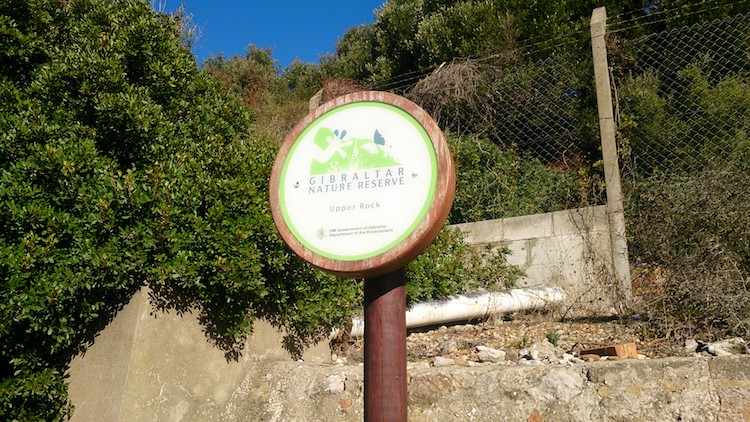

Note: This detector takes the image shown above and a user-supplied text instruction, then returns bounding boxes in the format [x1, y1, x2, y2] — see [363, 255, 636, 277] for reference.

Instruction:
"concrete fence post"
[590, 7, 632, 306]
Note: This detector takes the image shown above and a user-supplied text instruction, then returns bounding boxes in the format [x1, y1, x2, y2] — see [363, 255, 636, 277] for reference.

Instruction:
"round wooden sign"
[269, 91, 455, 278]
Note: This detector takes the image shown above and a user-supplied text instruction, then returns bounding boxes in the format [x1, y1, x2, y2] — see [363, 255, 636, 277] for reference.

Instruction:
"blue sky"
[160, 1, 384, 69]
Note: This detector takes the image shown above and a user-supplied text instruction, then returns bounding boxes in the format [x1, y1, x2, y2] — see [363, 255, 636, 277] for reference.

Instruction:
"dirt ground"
[334, 311, 685, 363]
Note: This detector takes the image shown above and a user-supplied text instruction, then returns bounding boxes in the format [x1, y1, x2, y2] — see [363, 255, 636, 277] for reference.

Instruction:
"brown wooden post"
[364, 268, 407, 422]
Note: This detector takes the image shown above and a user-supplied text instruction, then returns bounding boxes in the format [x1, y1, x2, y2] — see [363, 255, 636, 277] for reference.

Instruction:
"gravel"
[334, 312, 686, 366]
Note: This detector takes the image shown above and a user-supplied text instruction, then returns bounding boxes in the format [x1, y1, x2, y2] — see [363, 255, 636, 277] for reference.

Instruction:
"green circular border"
[278, 101, 438, 261]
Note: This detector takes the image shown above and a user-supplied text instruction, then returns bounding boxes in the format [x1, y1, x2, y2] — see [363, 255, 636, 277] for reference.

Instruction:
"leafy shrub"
[628, 151, 750, 341]
[406, 227, 524, 304]
[447, 134, 578, 223]
[0, 1, 344, 419]
[618, 60, 750, 175]
[1, 1, 202, 418]
[204, 46, 320, 141]
[615, 15, 750, 342]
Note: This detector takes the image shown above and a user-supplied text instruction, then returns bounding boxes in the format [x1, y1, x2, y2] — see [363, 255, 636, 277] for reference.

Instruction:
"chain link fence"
[405, 51, 604, 221]
[408, 54, 598, 168]
[403, 7, 748, 209]
[609, 11, 750, 339]
[610, 12, 749, 177]
[401, 6, 750, 335]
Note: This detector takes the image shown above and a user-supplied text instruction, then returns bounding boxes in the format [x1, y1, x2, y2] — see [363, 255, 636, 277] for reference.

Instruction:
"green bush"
[0, 1, 346, 419]
[204, 46, 319, 141]
[615, 17, 750, 342]
[447, 134, 578, 223]
[1, 1, 200, 418]
[0, 2, 526, 420]
[406, 227, 524, 304]
[618, 60, 750, 175]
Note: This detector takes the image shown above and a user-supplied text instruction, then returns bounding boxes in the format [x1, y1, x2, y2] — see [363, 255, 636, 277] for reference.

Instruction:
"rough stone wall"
[211, 356, 750, 422]
[67, 207, 744, 421]
[68, 288, 750, 422]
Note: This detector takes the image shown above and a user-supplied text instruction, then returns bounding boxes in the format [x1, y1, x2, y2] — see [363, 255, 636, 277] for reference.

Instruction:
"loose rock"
[528, 340, 561, 362]
[684, 339, 699, 354]
[433, 356, 456, 367]
[707, 337, 749, 356]
[476, 346, 506, 363]
[580, 354, 600, 362]
[324, 373, 346, 394]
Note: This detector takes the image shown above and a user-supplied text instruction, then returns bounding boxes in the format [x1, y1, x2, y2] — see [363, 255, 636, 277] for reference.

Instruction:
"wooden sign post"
[270, 91, 455, 421]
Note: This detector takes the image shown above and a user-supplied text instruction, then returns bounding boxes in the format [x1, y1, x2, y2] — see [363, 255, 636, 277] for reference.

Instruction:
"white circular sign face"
[278, 101, 438, 261]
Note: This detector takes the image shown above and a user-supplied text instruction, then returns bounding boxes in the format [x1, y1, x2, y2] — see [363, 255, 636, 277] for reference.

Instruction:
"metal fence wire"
[610, 12, 749, 178]
[403, 8, 748, 217]
[405, 51, 605, 216]
[407, 53, 598, 172]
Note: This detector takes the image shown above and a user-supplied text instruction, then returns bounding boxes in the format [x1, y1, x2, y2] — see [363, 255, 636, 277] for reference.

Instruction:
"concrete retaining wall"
[68, 288, 750, 422]
[222, 356, 750, 422]
[453, 205, 624, 316]
[66, 207, 681, 421]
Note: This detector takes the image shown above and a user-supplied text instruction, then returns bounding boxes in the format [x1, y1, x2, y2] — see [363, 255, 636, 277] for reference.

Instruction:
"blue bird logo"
[374, 129, 386, 146]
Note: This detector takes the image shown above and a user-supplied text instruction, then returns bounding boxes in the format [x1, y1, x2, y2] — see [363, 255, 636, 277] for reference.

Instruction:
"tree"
[320, 24, 377, 81]
[282, 59, 324, 100]
[203, 44, 281, 108]
[324, 0, 746, 87]
[1, 2, 525, 420]
[423, 1, 520, 64]
[204, 45, 329, 139]
[0, 1, 354, 419]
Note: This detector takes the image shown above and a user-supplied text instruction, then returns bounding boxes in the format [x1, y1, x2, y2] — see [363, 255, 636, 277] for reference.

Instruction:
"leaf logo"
[309, 127, 399, 174]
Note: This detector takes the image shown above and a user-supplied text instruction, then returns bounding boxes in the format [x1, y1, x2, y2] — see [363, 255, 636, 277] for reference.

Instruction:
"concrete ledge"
[67, 288, 330, 422]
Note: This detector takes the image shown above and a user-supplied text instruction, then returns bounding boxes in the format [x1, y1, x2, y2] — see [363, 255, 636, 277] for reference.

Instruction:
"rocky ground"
[332, 311, 691, 366]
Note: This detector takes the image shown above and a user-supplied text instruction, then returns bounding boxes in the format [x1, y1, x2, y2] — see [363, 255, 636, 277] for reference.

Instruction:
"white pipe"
[346, 287, 566, 338]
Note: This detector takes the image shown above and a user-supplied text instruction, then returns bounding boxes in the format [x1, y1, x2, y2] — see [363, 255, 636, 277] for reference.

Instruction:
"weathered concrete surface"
[106, 355, 746, 422]
[453, 206, 624, 315]
[203, 356, 749, 422]
[67, 288, 330, 422]
[68, 288, 750, 421]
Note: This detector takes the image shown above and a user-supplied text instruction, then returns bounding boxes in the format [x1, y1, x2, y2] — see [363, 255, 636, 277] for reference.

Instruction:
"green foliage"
[448, 134, 577, 223]
[281, 59, 324, 100]
[546, 330, 561, 347]
[203, 45, 282, 107]
[510, 334, 530, 349]
[618, 60, 750, 175]
[0, 362, 71, 421]
[323, 0, 746, 90]
[323, 0, 657, 86]
[612, 4, 750, 346]
[655, 0, 750, 28]
[0, 1, 339, 419]
[204, 46, 319, 140]
[320, 24, 377, 81]
[415, 1, 518, 67]
[406, 227, 524, 304]
[370, 0, 424, 83]
[1, 0, 205, 418]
